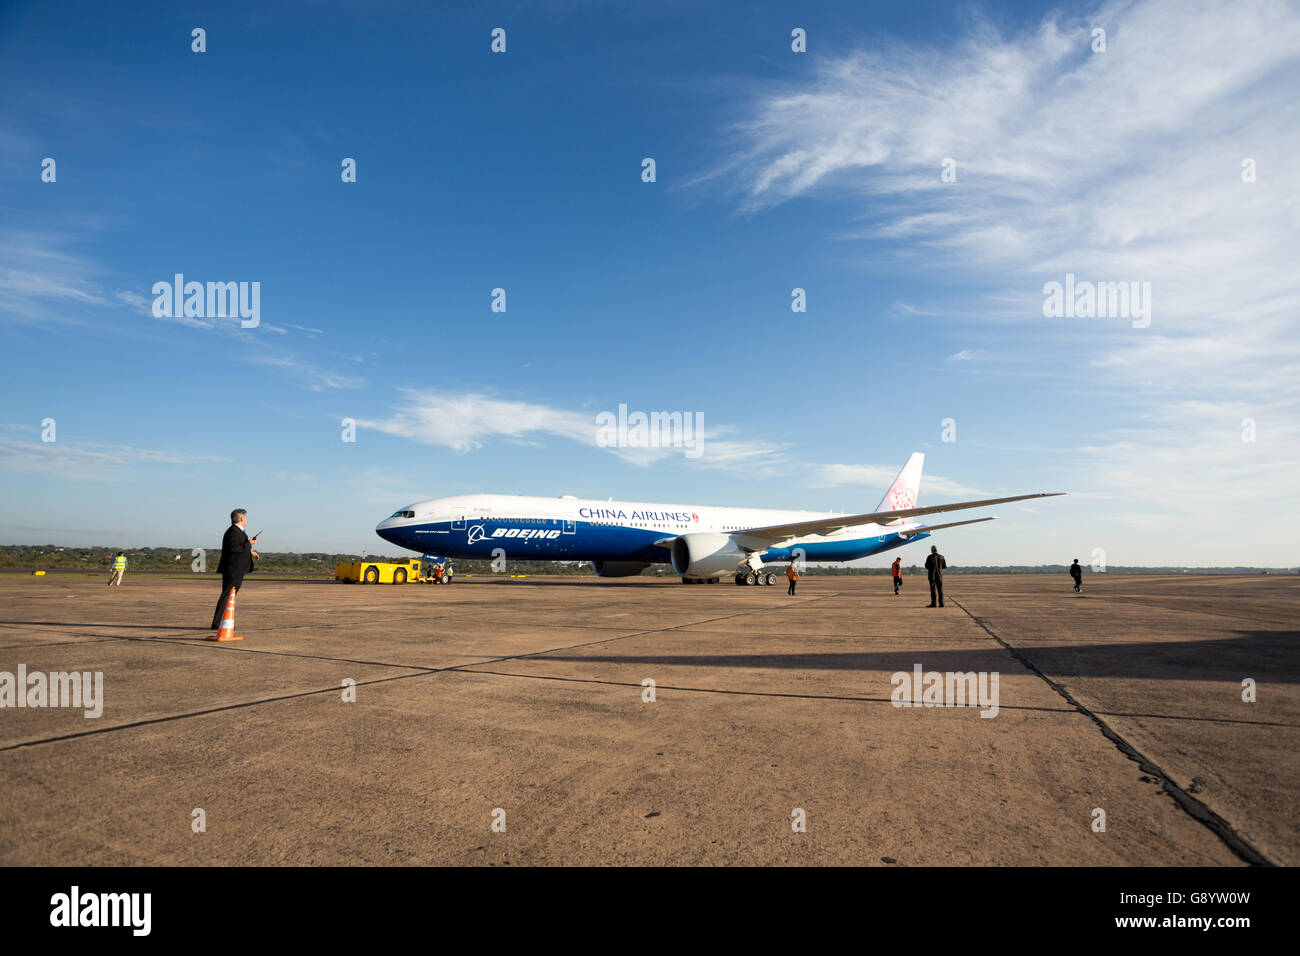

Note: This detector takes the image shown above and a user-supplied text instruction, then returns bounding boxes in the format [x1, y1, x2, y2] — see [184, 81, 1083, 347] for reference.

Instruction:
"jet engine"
[670, 533, 748, 579]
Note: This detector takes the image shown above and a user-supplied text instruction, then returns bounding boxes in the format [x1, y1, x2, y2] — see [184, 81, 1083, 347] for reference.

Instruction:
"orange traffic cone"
[207, 587, 244, 642]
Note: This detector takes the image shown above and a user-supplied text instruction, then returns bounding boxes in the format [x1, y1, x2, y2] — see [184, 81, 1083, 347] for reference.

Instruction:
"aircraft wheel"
[744, 571, 757, 586]
[734, 574, 745, 586]
[765, 572, 776, 586]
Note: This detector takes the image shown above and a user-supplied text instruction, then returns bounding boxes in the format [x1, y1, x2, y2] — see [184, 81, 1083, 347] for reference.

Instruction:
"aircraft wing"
[733, 492, 1064, 548]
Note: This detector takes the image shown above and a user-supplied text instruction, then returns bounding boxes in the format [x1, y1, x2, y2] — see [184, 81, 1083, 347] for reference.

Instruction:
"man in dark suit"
[211, 508, 259, 628]
[924, 544, 947, 608]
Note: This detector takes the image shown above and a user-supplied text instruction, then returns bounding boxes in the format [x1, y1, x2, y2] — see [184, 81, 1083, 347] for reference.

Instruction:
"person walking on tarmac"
[1070, 558, 1083, 592]
[211, 509, 259, 629]
[107, 551, 127, 587]
[891, 557, 902, 595]
[924, 545, 947, 607]
[786, 559, 799, 596]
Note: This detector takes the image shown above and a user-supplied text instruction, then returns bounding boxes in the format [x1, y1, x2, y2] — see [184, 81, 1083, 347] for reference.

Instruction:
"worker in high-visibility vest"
[891, 557, 903, 595]
[786, 560, 799, 596]
[107, 551, 127, 587]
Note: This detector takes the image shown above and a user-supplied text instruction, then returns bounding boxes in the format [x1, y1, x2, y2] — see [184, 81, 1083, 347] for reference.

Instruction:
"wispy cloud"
[720, 0, 1300, 332]
[358, 389, 790, 473]
[0, 437, 228, 480]
[720, 0, 1300, 530]
[246, 353, 366, 391]
[0, 229, 111, 322]
[0, 230, 362, 391]
[811, 463, 986, 499]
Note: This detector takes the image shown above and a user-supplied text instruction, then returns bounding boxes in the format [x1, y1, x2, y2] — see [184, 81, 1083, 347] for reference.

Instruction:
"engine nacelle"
[590, 560, 651, 578]
[670, 533, 748, 578]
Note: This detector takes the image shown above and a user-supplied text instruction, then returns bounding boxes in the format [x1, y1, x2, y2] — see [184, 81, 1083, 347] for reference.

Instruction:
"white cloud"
[358, 389, 790, 473]
[246, 353, 365, 391]
[721, 0, 1300, 338]
[0, 437, 227, 480]
[0, 230, 110, 321]
[812, 463, 987, 498]
[719, 0, 1300, 555]
[360, 390, 599, 453]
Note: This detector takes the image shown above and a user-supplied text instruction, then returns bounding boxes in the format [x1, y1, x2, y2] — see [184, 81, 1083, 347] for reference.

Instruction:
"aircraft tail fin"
[875, 453, 924, 513]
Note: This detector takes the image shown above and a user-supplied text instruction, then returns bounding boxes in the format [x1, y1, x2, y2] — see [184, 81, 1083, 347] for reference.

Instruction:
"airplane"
[374, 452, 1064, 585]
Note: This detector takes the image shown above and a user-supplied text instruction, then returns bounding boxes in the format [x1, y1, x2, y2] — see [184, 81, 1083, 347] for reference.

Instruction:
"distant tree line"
[0, 545, 1292, 576]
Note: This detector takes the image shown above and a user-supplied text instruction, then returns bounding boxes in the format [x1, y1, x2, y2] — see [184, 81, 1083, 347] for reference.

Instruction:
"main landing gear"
[734, 571, 777, 586]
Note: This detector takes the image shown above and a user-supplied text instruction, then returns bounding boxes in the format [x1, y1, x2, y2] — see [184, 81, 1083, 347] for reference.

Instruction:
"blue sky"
[2, 0, 1298, 565]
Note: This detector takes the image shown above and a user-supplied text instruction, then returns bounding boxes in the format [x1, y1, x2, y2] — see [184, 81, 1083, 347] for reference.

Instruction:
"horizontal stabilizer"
[899, 516, 995, 536]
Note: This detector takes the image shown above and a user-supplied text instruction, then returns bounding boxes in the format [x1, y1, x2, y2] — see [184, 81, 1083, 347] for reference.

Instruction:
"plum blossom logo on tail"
[889, 488, 915, 510]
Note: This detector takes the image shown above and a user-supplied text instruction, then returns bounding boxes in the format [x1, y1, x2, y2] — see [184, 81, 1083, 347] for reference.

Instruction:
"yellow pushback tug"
[335, 558, 452, 584]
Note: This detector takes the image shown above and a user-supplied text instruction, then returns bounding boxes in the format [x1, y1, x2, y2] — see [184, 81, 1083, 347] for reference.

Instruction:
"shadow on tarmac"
[536, 630, 1300, 682]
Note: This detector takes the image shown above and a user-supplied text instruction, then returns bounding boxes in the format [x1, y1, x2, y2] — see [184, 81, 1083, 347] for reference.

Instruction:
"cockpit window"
[390, 510, 415, 519]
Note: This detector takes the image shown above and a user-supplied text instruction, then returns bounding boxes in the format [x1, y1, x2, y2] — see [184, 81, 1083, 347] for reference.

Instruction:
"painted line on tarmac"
[0, 637, 125, 651]
[452, 667, 1076, 712]
[0, 599, 845, 751]
[0, 670, 430, 753]
[951, 598, 1275, 867]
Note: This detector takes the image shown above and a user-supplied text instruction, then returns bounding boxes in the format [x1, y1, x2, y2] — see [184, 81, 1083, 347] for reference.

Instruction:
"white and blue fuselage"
[375, 492, 926, 570]
[373, 454, 1060, 582]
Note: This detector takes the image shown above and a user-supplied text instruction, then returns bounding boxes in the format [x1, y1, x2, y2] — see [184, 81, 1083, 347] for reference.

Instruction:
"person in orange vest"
[891, 557, 902, 595]
[786, 559, 799, 596]
[433, 562, 444, 583]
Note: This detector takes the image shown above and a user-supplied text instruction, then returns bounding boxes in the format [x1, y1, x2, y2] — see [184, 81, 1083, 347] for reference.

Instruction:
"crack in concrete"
[951, 598, 1274, 867]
